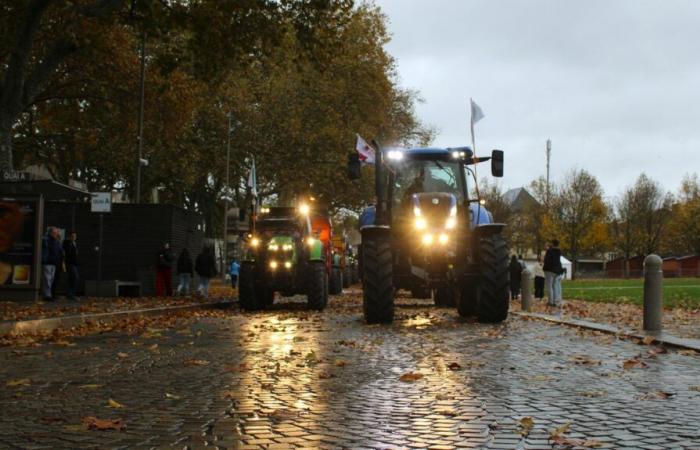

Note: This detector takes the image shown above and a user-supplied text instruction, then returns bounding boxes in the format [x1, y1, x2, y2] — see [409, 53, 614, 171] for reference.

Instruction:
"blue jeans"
[42, 264, 56, 299]
[66, 264, 79, 299]
[199, 277, 210, 298]
[545, 271, 563, 305]
[177, 273, 191, 295]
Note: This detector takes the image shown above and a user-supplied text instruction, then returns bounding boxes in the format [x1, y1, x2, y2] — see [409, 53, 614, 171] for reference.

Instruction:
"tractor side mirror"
[347, 153, 361, 180]
[491, 150, 504, 177]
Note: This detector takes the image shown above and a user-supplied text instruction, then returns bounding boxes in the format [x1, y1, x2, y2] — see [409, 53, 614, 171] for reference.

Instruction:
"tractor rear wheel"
[411, 287, 431, 299]
[239, 263, 261, 311]
[434, 287, 457, 307]
[257, 285, 274, 308]
[307, 261, 328, 310]
[361, 235, 394, 323]
[476, 234, 510, 323]
[329, 267, 343, 295]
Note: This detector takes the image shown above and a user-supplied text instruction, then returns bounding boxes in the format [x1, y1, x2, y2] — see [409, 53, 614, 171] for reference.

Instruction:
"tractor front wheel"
[434, 287, 456, 307]
[329, 267, 343, 295]
[361, 234, 394, 323]
[476, 234, 510, 323]
[239, 263, 261, 311]
[307, 261, 329, 310]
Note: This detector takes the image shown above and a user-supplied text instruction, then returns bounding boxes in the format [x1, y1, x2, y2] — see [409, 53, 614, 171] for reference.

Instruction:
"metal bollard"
[521, 267, 532, 312]
[643, 254, 663, 331]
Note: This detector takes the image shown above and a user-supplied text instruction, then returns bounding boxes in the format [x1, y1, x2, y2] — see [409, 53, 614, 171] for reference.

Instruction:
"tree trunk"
[0, 125, 13, 173]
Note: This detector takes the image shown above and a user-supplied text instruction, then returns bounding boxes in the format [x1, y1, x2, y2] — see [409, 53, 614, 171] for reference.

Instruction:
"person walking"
[41, 227, 63, 302]
[195, 246, 217, 298]
[229, 258, 240, 289]
[62, 231, 80, 300]
[176, 248, 194, 296]
[543, 239, 564, 306]
[155, 242, 174, 297]
[533, 256, 545, 300]
[509, 255, 523, 300]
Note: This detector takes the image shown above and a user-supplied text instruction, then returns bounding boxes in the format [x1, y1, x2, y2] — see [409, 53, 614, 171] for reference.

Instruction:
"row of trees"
[1, 0, 432, 235]
[482, 170, 700, 276]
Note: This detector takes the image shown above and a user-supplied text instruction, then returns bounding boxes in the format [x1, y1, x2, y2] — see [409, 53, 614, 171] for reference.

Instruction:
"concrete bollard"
[521, 267, 532, 312]
[643, 254, 663, 332]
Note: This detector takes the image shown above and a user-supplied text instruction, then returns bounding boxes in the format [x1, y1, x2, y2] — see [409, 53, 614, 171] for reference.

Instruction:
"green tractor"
[348, 144, 509, 324]
[239, 205, 328, 311]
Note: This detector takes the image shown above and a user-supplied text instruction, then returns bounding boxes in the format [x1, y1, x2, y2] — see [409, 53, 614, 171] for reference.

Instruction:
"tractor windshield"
[389, 159, 466, 207]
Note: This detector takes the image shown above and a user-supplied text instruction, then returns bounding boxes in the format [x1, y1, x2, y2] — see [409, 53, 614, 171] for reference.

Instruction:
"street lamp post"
[222, 113, 233, 280]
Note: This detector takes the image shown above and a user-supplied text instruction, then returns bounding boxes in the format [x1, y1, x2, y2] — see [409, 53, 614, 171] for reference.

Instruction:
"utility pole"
[545, 138, 552, 205]
[135, 31, 147, 203]
[222, 112, 233, 279]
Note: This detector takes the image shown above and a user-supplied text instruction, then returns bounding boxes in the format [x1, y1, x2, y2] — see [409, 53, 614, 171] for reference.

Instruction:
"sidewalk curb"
[515, 311, 700, 352]
[0, 300, 235, 336]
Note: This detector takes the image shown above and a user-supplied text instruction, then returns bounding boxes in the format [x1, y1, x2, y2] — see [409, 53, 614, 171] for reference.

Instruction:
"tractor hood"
[411, 193, 457, 219]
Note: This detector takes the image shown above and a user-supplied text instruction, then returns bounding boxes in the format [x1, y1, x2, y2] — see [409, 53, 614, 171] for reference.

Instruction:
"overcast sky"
[375, 0, 700, 198]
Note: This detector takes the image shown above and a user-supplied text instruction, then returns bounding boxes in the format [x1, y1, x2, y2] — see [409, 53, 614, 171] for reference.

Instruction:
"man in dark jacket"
[176, 248, 194, 295]
[42, 227, 64, 301]
[156, 243, 174, 297]
[543, 239, 564, 306]
[62, 231, 79, 300]
[195, 246, 217, 298]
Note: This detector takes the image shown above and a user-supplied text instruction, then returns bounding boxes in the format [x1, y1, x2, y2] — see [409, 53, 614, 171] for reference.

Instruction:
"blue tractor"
[347, 144, 509, 324]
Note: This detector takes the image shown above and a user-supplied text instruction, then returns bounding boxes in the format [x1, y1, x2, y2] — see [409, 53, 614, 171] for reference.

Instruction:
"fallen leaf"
[551, 435, 603, 448]
[63, 424, 86, 432]
[184, 359, 209, 366]
[549, 421, 572, 439]
[267, 409, 298, 422]
[570, 355, 601, 366]
[519, 416, 535, 436]
[148, 344, 159, 351]
[622, 357, 648, 370]
[436, 407, 457, 416]
[334, 359, 347, 367]
[690, 385, 700, 392]
[165, 393, 181, 400]
[82, 416, 126, 431]
[640, 335, 656, 345]
[637, 391, 676, 400]
[527, 374, 556, 382]
[117, 352, 129, 358]
[54, 339, 76, 347]
[107, 398, 124, 409]
[319, 371, 334, 379]
[678, 349, 698, 356]
[399, 372, 424, 382]
[578, 390, 607, 398]
[78, 384, 103, 389]
[304, 351, 319, 367]
[6, 378, 31, 387]
[447, 362, 462, 371]
[223, 363, 249, 372]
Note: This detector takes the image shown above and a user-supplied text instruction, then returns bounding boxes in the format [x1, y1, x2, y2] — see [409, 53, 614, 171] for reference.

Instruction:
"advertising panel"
[0, 197, 43, 298]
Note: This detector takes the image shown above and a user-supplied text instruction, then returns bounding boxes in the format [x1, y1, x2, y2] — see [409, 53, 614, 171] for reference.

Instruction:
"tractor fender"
[473, 223, 506, 239]
[308, 238, 325, 261]
[360, 224, 391, 240]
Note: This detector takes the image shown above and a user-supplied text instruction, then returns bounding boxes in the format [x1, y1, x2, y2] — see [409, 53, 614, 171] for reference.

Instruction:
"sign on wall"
[91, 192, 112, 213]
[0, 197, 43, 299]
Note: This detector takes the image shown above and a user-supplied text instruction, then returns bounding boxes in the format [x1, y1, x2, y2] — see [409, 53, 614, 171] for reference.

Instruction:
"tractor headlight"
[445, 217, 456, 229]
[268, 243, 279, 251]
[438, 233, 448, 245]
[282, 244, 293, 251]
[307, 237, 315, 247]
[269, 260, 278, 269]
[250, 237, 260, 247]
[284, 261, 292, 269]
[415, 217, 427, 230]
[421, 233, 434, 245]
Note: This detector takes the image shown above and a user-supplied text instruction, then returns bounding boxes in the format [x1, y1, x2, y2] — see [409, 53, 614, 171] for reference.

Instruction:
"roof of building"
[502, 187, 540, 212]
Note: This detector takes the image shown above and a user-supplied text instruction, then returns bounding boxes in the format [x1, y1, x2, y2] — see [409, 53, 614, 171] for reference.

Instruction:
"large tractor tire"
[329, 267, 343, 295]
[239, 263, 261, 311]
[476, 234, 510, 323]
[257, 285, 274, 308]
[434, 286, 457, 307]
[411, 287, 431, 299]
[457, 282, 477, 317]
[361, 234, 394, 324]
[307, 261, 329, 310]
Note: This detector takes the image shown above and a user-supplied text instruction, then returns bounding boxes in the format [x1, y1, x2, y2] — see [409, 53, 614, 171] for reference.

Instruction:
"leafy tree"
[665, 174, 700, 255]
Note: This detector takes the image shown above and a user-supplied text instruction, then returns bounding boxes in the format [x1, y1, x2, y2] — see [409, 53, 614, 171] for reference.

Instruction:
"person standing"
[156, 242, 174, 297]
[509, 255, 523, 300]
[41, 227, 63, 302]
[176, 248, 193, 295]
[229, 258, 240, 289]
[62, 231, 80, 300]
[533, 256, 545, 300]
[195, 246, 217, 298]
[543, 239, 564, 306]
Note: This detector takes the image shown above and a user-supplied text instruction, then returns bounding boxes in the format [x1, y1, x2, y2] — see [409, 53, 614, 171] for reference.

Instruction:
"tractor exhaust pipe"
[371, 139, 385, 225]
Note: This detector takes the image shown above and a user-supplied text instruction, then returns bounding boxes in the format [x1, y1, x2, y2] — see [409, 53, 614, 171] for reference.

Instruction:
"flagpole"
[470, 98, 481, 200]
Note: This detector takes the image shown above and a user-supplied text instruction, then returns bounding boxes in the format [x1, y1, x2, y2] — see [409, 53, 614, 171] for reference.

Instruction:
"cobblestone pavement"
[2, 290, 700, 449]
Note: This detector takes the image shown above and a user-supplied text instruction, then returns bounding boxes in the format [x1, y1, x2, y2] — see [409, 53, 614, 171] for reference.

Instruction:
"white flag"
[355, 134, 375, 164]
[470, 98, 485, 125]
[247, 158, 257, 198]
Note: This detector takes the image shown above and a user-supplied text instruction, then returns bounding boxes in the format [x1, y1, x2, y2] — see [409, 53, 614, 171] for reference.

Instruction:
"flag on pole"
[355, 134, 375, 164]
[247, 158, 257, 198]
[470, 98, 484, 125]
